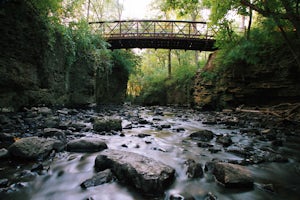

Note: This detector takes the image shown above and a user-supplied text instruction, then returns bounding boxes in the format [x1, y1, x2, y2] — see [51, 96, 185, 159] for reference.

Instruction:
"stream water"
[1, 105, 300, 200]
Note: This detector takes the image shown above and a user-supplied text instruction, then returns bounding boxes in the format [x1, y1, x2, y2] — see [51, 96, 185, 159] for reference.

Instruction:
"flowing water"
[1, 105, 300, 200]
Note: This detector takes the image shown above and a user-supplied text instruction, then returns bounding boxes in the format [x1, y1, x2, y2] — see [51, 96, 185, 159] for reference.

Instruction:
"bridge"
[89, 20, 216, 51]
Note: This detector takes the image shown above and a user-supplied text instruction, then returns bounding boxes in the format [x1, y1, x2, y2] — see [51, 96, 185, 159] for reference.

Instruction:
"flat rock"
[66, 138, 107, 152]
[95, 149, 175, 194]
[80, 169, 115, 189]
[8, 137, 64, 160]
[206, 162, 253, 189]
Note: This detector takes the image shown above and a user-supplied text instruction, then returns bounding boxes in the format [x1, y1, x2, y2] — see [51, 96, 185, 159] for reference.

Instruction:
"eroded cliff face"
[0, 0, 96, 110]
[194, 52, 300, 110]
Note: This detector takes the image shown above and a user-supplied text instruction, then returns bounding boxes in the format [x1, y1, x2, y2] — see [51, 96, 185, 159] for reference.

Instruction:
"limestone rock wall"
[193, 52, 300, 110]
[96, 63, 128, 104]
[0, 0, 95, 110]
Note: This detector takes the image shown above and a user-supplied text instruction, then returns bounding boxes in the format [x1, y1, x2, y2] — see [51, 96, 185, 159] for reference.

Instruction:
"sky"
[122, 0, 153, 19]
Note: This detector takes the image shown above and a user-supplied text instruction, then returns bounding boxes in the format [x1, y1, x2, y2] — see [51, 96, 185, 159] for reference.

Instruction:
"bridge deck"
[89, 20, 216, 51]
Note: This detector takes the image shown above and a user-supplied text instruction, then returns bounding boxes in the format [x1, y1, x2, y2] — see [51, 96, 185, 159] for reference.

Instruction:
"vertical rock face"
[0, 0, 95, 110]
[193, 52, 300, 109]
[96, 63, 129, 104]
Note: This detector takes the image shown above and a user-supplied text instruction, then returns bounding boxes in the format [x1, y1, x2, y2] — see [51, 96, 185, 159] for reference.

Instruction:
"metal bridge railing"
[89, 20, 214, 40]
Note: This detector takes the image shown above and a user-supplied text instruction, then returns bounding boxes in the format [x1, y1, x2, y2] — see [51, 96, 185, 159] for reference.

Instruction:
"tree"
[240, 0, 300, 67]
[162, 0, 206, 66]
[240, 0, 300, 38]
[203, 0, 300, 67]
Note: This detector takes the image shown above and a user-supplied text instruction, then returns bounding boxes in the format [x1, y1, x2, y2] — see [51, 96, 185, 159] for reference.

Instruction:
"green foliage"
[200, 71, 217, 81]
[27, 0, 139, 84]
[111, 50, 141, 75]
[127, 49, 202, 104]
[165, 0, 200, 16]
[29, 0, 63, 16]
[215, 22, 284, 70]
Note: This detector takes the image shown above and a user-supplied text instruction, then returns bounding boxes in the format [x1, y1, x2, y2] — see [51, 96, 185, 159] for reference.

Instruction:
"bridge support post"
[168, 49, 172, 78]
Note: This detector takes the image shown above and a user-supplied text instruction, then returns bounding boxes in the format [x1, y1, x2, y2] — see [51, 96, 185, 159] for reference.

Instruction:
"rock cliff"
[193, 52, 300, 110]
[0, 0, 128, 111]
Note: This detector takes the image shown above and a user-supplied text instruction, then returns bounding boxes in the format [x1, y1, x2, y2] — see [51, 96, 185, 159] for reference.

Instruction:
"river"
[0, 105, 300, 200]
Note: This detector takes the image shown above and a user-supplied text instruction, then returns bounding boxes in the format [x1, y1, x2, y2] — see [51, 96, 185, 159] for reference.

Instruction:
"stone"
[66, 138, 107, 152]
[138, 118, 149, 124]
[0, 148, 9, 159]
[205, 162, 253, 189]
[43, 117, 60, 128]
[95, 149, 175, 194]
[8, 137, 64, 160]
[80, 169, 115, 189]
[37, 107, 52, 115]
[123, 123, 132, 129]
[137, 133, 151, 138]
[0, 132, 15, 142]
[0, 179, 9, 188]
[189, 130, 214, 142]
[70, 123, 86, 132]
[93, 118, 122, 132]
[216, 135, 232, 147]
[169, 193, 195, 200]
[185, 159, 203, 178]
[197, 142, 213, 148]
[161, 124, 171, 129]
[42, 128, 66, 142]
[208, 148, 222, 153]
[255, 183, 275, 193]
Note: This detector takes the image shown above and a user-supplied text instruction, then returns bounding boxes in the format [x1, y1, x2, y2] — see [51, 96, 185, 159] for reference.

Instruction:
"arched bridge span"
[89, 20, 216, 51]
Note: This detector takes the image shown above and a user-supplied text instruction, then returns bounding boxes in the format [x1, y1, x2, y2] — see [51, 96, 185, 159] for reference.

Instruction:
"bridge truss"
[89, 20, 216, 51]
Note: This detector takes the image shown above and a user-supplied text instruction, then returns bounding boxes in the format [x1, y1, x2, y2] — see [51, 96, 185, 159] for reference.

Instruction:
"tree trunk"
[195, 51, 199, 67]
[246, 7, 252, 40]
[87, 0, 91, 21]
[168, 49, 172, 78]
[275, 20, 300, 68]
[281, 0, 300, 39]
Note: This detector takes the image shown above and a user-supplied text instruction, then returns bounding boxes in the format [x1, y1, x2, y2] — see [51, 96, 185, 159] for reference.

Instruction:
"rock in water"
[80, 169, 115, 189]
[95, 149, 175, 195]
[189, 130, 214, 142]
[66, 138, 107, 152]
[93, 118, 122, 132]
[205, 162, 253, 189]
[185, 159, 203, 178]
[8, 137, 64, 160]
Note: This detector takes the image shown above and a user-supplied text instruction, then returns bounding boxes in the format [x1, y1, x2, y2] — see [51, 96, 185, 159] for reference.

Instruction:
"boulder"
[216, 135, 232, 147]
[189, 130, 214, 142]
[205, 162, 253, 189]
[66, 138, 107, 152]
[8, 137, 64, 160]
[95, 149, 175, 194]
[185, 159, 203, 178]
[93, 118, 122, 132]
[80, 169, 115, 189]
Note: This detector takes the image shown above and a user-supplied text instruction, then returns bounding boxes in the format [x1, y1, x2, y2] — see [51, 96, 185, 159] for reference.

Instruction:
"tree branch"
[239, 0, 291, 20]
